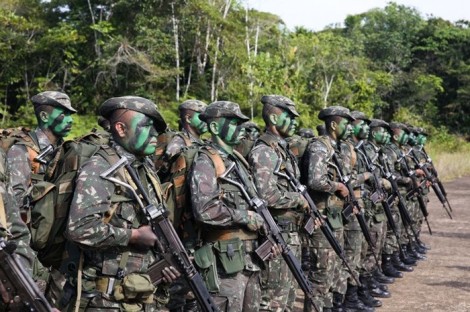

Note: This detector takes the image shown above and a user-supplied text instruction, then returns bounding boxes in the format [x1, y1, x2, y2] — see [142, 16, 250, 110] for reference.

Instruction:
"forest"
[2, 0, 470, 151]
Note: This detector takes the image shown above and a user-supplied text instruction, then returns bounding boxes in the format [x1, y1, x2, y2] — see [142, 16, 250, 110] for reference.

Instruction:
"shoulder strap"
[201, 146, 226, 178]
[345, 141, 357, 168]
[177, 132, 193, 147]
[257, 133, 277, 149]
[0, 193, 6, 230]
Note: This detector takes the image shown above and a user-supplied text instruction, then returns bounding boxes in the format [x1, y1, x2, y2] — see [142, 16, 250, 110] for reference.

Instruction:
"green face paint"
[336, 118, 350, 140]
[121, 113, 158, 156]
[372, 127, 387, 144]
[276, 111, 298, 138]
[353, 120, 370, 139]
[407, 133, 417, 146]
[218, 117, 245, 146]
[417, 134, 427, 145]
[398, 130, 409, 145]
[44, 107, 73, 137]
[190, 112, 208, 135]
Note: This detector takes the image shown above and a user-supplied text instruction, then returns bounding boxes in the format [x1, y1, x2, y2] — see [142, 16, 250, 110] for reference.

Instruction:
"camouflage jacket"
[301, 135, 344, 209]
[66, 142, 160, 276]
[248, 132, 304, 223]
[165, 130, 202, 161]
[189, 143, 259, 232]
[381, 142, 410, 187]
[0, 150, 35, 275]
[7, 128, 58, 208]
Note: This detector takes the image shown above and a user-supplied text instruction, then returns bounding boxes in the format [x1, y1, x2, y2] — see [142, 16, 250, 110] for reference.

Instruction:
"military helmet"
[199, 101, 249, 122]
[99, 96, 167, 132]
[369, 119, 390, 130]
[350, 111, 370, 123]
[389, 122, 409, 133]
[318, 106, 355, 121]
[178, 99, 207, 113]
[31, 91, 77, 113]
[261, 95, 299, 117]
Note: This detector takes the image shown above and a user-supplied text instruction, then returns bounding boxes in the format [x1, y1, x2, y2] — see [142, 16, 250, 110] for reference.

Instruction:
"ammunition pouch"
[112, 273, 155, 304]
[194, 244, 220, 292]
[326, 206, 343, 230]
[373, 213, 386, 223]
[275, 216, 301, 233]
[214, 238, 246, 275]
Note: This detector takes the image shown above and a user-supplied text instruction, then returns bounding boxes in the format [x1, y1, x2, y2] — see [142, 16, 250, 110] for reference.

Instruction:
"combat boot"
[342, 284, 375, 312]
[409, 242, 427, 260]
[391, 251, 413, 272]
[399, 245, 417, 266]
[358, 276, 382, 307]
[363, 275, 391, 298]
[373, 268, 394, 284]
[370, 274, 389, 291]
[417, 239, 430, 250]
[332, 292, 344, 312]
[381, 254, 403, 278]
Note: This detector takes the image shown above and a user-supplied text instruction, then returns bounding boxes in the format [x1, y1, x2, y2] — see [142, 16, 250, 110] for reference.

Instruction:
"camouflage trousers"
[361, 216, 387, 275]
[301, 227, 344, 310]
[383, 206, 401, 255]
[260, 232, 301, 312]
[400, 197, 418, 245]
[213, 269, 261, 312]
[342, 217, 363, 288]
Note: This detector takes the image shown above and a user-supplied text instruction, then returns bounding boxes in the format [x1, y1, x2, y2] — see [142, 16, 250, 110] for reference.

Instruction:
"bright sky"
[245, 0, 470, 31]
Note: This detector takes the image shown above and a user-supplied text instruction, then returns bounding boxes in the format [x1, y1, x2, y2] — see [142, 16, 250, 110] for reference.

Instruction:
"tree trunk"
[87, 0, 101, 58]
[171, 2, 180, 101]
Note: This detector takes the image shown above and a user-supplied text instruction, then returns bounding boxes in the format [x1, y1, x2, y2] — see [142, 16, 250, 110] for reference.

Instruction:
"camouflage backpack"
[0, 127, 41, 174]
[29, 129, 114, 269]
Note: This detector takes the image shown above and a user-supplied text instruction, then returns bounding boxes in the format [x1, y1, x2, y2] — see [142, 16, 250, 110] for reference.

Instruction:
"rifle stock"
[0, 240, 53, 312]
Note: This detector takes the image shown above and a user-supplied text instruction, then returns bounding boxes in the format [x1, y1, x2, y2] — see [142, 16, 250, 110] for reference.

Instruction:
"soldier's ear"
[114, 121, 127, 138]
[209, 120, 219, 135]
[39, 111, 49, 123]
[269, 113, 278, 126]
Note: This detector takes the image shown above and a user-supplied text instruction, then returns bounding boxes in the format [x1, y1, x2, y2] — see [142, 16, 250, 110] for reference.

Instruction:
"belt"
[204, 228, 258, 242]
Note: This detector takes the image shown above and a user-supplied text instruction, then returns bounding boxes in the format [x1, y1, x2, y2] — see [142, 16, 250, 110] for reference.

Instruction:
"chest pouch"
[113, 273, 155, 304]
[326, 206, 343, 230]
[213, 237, 245, 275]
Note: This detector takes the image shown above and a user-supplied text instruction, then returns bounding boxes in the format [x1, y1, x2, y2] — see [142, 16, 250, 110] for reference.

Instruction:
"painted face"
[335, 117, 350, 140]
[217, 117, 246, 146]
[407, 132, 417, 146]
[353, 120, 370, 139]
[372, 127, 387, 145]
[189, 112, 208, 135]
[245, 127, 260, 141]
[417, 134, 427, 145]
[44, 107, 73, 137]
[276, 111, 298, 138]
[397, 130, 409, 145]
[120, 112, 158, 156]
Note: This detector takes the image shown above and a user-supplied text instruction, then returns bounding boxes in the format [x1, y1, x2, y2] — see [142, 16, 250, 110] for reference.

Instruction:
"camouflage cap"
[389, 122, 409, 133]
[241, 121, 261, 131]
[178, 99, 207, 113]
[261, 95, 299, 117]
[350, 111, 370, 123]
[299, 128, 315, 138]
[318, 105, 355, 121]
[31, 91, 77, 113]
[199, 101, 249, 122]
[369, 119, 390, 130]
[414, 127, 428, 136]
[99, 96, 167, 132]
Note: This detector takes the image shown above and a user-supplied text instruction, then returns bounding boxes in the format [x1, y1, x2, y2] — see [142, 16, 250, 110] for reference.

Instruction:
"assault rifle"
[100, 157, 220, 312]
[0, 239, 53, 311]
[379, 152, 420, 243]
[408, 148, 453, 219]
[219, 158, 320, 312]
[330, 152, 380, 267]
[421, 146, 453, 212]
[354, 141, 407, 258]
[272, 159, 362, 286]
[397, 149, 433, 234]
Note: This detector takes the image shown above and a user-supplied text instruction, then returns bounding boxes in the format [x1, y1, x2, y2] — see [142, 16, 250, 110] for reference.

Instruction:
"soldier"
[301, 106, 357, 312]
[287, 128, 315, 164]
[362, 119, 396, 287]
[7, 91, 76, 222]
[235, 121, 261, 158]
[247, 95, 308, 312]
[189, 101, 279, 312]
[342, 111, 384, 309]
[66, 96, 180, 311]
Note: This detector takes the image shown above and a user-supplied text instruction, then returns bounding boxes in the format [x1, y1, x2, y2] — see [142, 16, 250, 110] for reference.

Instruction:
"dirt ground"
[294, 176, 470, 312]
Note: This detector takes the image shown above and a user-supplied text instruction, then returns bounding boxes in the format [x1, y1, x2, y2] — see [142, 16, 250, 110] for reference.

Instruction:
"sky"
[245, 0, 470, 31]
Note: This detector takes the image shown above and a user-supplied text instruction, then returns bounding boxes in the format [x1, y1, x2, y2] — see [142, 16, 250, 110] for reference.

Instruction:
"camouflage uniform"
[235, 121, 261, 159]
[66, 96, 169, 311]
[247, 95, 304, 312]
[300, 106, 354, 311]
[0, 149, 35, 274]
[189, 101, 262, 312]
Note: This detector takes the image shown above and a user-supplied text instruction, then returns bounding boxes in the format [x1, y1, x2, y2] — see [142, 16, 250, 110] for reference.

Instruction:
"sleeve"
[6, 145, 31, 206]
[305, 142, 338, 194]
[66, 156, 132, 249]
[189, 153, 249, 228]
[248, 145, 304, 210]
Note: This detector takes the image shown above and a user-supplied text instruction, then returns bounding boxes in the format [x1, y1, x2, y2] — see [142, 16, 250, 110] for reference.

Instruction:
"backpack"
[29, 129, 113, 269]
[0, 127, 42, 174]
